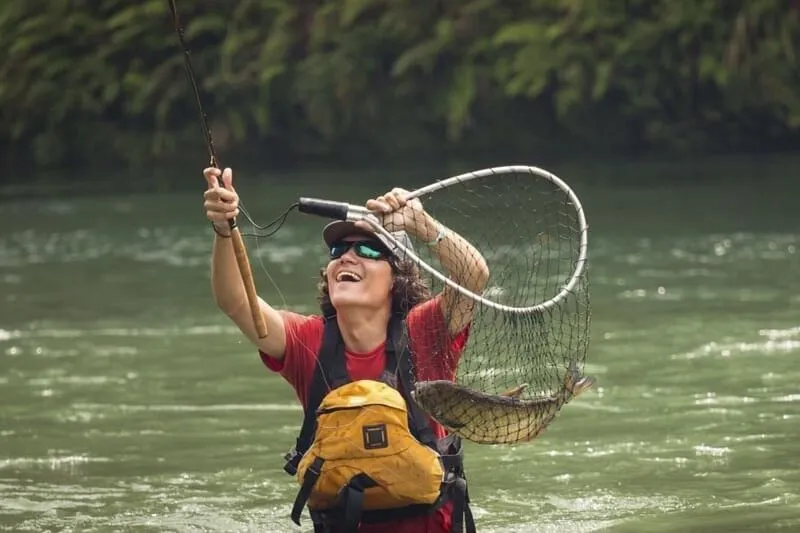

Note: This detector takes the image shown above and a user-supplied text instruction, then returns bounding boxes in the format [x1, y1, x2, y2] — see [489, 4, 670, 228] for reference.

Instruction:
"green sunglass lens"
[355, 243, 383, 259]
[330, 240, 387, 260]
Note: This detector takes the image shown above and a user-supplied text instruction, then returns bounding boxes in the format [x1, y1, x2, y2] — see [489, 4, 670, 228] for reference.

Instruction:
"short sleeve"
[258, 311, 323, 407]
[405, 295, 471, 381]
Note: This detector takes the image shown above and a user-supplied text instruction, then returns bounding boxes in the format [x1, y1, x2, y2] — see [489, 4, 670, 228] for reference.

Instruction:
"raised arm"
[365, 188, 490, 336]
[203, 167, 289, 358]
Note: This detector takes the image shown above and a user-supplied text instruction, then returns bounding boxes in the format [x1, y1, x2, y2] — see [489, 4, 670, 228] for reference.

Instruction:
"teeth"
[336, 271, 361, 282]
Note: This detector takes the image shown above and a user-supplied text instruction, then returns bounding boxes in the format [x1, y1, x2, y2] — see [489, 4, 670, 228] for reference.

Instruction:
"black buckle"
[307, 457, 323, 478]
[283, 447, 301, 475]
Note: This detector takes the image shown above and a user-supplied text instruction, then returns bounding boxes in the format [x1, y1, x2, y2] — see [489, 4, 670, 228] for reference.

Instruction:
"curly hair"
[317, 259, 432, 318]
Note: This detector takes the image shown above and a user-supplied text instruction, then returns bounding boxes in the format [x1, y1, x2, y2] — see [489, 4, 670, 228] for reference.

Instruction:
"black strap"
[447, 476, 476, 533]
[465, 496, 476, 533]
[291, 456, 325, 525]
[340, 474, 378, 533]
[284, 317, 347, 475]
[385, 314, 438, 450]
[310, 510, 329, 533]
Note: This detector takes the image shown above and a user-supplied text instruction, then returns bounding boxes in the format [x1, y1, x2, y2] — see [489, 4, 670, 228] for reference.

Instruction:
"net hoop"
[346, 165, 589, 315]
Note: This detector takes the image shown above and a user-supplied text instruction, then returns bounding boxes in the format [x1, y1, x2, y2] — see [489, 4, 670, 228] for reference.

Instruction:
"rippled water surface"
[2, 160, 799, 532]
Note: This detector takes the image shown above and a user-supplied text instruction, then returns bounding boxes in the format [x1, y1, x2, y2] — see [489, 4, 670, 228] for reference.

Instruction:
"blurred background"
[1, 1, 799, 532]
[2, 0, 799, 182]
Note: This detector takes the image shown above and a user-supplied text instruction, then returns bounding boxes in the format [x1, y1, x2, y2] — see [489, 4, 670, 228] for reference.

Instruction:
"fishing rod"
[166, 0, 268, 339]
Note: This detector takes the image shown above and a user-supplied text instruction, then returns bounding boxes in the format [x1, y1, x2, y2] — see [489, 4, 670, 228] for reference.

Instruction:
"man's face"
[326, 235, 394, 314]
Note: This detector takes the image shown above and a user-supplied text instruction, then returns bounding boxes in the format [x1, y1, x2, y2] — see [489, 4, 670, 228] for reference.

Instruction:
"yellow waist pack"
[289, 380, 446, 527]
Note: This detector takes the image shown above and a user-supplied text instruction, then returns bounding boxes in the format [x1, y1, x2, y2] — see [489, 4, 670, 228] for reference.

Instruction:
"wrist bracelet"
[424, 223, 447, 246]
[211, 222, 232, 238]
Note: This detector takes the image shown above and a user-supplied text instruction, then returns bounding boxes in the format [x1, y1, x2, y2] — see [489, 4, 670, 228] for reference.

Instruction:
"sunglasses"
[329, 240, 391, 261]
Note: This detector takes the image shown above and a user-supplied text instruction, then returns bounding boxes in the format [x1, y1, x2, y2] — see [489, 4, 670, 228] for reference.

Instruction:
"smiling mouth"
[336, 271, 362, 282]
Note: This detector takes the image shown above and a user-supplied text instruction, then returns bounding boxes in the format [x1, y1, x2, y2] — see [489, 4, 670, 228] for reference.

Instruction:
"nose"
[338, 246, 360, 263]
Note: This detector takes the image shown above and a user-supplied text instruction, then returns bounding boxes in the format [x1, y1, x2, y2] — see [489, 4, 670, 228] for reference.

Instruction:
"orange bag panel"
[296, 380, 445, 512]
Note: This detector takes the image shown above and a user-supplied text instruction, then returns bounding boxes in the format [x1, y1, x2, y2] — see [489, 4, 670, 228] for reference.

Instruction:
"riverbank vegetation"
[2, 0, 798, 175]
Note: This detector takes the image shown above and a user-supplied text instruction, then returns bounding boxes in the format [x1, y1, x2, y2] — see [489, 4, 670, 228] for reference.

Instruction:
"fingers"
[365, 197, 392, 213]
[383, 191, 403, 210]
[390, 188, 409, 207]
[202, 167, 239, 223]
[220, 167, 235, 191]
[392, 188, 424, 211]
[365, 189, 408, 213]
[203, 187, 238, 206]
[203, 167, 235, 190]
[203, 167, 221, 189]
[204, 199, 239, 223]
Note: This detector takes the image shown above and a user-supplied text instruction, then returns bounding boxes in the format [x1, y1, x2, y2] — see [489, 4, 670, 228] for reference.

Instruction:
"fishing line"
[167, 0, 299, 325]
[167, 0, 289, 237]
[240, 202, 299, 238]
[166, 0, 393, 471]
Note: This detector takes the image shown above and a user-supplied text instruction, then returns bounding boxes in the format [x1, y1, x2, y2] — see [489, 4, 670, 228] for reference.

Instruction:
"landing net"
[386, 166, 591, 444]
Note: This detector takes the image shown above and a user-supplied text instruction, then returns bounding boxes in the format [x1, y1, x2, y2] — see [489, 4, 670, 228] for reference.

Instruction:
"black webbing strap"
[290, 456, 325, 525]
[386, 313, 438, 449]
[448, 475, 476, 533]
[284, 317, 347, 475]
[386, 315, 477, 533]
[340, 473, 379, 533]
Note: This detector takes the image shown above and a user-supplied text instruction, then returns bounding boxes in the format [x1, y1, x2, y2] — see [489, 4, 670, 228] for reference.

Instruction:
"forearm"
[210, 226, 248, 316]
[209, 223, 288, 355]
[415, 215, 490, 294]
[202, 166, 287, 355]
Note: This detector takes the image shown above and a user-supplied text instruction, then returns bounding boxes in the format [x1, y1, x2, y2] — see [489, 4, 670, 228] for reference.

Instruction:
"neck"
[336, 305, 391, 354]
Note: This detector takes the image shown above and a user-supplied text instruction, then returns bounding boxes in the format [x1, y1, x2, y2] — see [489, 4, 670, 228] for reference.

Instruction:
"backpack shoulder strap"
[315, 315, 351, 391]
[385, 313, 437, 450]
[284, 315, 349, 475]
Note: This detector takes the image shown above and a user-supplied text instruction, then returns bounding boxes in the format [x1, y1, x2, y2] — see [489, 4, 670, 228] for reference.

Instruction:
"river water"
[1, 157, 799, 532]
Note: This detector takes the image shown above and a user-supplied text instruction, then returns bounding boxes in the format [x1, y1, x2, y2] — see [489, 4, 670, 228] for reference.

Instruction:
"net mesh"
[396, 168, 591, 445]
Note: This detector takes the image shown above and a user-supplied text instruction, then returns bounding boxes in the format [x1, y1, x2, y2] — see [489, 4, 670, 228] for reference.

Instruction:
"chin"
[330, 294, 368, 311]
[330, 287, 384, 313]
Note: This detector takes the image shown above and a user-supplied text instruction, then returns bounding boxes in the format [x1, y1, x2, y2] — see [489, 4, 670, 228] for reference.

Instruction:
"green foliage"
[0, 0, 798, 172]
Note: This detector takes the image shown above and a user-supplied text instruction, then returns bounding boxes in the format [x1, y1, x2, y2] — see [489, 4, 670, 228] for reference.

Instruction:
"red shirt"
[260, 295, 470, 533]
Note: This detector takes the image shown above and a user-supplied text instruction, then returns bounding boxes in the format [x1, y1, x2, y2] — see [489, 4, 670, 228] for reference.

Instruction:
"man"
[203, 167, 490, 532]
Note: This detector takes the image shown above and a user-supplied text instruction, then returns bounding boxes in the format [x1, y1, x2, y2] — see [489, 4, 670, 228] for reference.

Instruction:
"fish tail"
[562, 360, 595, 399]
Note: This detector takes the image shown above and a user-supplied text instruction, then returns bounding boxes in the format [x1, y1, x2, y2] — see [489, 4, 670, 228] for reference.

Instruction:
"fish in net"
[296, 165, 594, 446]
